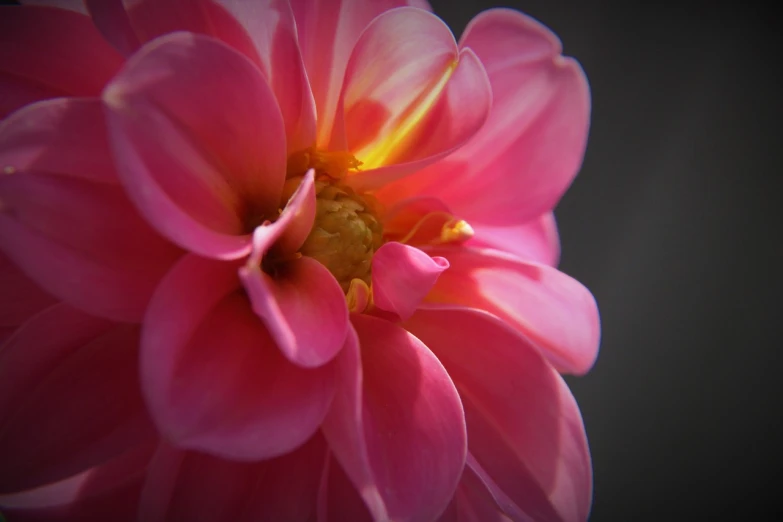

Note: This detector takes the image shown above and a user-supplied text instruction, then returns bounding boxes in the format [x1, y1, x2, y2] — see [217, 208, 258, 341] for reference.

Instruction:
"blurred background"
[432, 1, 780, 520]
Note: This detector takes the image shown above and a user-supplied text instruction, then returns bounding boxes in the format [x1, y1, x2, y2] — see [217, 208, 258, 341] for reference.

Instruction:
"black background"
[431, 1, 781, 520]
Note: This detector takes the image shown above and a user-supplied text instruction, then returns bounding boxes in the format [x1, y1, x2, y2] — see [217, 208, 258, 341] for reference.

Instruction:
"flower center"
[286, 148, 383, 292]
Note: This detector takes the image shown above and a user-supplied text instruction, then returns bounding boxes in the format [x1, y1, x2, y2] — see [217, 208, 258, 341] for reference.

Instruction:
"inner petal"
[281, 149, 383, 293]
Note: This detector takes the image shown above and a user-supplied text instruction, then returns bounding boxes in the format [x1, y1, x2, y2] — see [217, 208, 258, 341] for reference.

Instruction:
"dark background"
[432, 1, 781, 520]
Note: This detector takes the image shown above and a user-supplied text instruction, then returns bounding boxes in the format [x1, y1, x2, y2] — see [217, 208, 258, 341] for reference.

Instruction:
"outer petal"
[0, 6, 123, 116]
[212, 0, 317, 152]
[379, 9, 590, 225]
[372, 242, 449, 320]
[141, 254, 335, 460]
[290, 0, 431, 147]
[18, 1, 87, 13]
[321, 316, 466, 522]
[239, 171, 349, 368]
[405, 308, 593, 522]
[0, 254, 57, 342]
[95, 0, 317, 151]
[426, 247, 600, 375]
[469, 212, 561, 266]
[85, 0, 142, 56]
[0, 98, 181, 322]
[0, 304, 156, 494]
[437, 466, 518, 522]
[120, 0, 261, 64]
[138, 435, 327, 522]
[103, 32, 287, 259]
[339, 8, 491, 190]
[0, 442, 155, 522]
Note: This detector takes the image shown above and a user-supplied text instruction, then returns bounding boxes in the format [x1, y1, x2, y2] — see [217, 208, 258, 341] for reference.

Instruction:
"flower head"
[0, 1, 600, 521]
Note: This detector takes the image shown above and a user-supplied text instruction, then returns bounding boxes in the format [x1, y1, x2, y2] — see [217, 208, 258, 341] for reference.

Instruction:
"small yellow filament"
[346, 278, 372, 313]
[439, 219, 474, 244]
[395, 212, 474, 246]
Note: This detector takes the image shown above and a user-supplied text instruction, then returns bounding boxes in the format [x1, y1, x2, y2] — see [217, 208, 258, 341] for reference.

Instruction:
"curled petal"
[0, 442, 155, 522]
[0, 99, 181, 322]
[238, 171, 347, 368]
[380, 8, 589, 225]
[290, 0, 430, 147]
[372, 242, 449, 320]
[103, 32, 287, 259]
[322, 316, 466, 522]
[244, 170, 317, 266]
[241, 256, 348, 368]
[339, 8, 491, 190]
[468, 212, 561, 266]
[141, 254, 335, 460]
[0, 6, 122, 116]
[405, 308, 593, 522]
[0, 304, 156, 494]
[426, 247, 600, 375]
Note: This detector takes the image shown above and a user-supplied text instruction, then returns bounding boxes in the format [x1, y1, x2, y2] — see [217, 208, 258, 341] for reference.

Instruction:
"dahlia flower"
[0, 1, 600, 521]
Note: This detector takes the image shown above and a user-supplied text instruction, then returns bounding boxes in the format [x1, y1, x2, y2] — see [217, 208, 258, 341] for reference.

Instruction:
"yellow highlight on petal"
[357, 59, 457, 170]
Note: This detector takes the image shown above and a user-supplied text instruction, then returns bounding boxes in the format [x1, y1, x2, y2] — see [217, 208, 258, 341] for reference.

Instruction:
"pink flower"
[0, 1, 600, 521]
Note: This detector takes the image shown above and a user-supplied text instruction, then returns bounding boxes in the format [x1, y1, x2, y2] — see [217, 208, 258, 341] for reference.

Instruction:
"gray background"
[432, 1, 781, 520]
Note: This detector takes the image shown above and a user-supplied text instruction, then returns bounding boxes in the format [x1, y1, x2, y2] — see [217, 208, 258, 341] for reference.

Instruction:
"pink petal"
[0, 97, 119, 185]
[437, 466, 518, 522]
[121, 0, 261, 63]
[0, 6, 122, 116]
[321, 315, 467, 522]
[241, 256, 348, 368]
[380, 9, 590, 225]
[426, 246, 600, 375]
[236, 433, 328, 522]
[0, 254, 57, 340]
[338, 8, 491, 191]
[244, 169, 317, 265]
[0, 305, 156, 493]
[103, 32, 287, 259]
[405, 307, 593, 522]
[213, 0, 317, 152]
[115, 0, 318, 149]
[141, 254, 335, 460]
[372, 242, 449, 320]
[381, 196, 453, 242]
[238, 173, 347, 368]
[468, 212, 561, 266]
[0, 442, 154, 522]
[320, 455, 374, 522]
[139, 434, 327, 522]
[18, 1, 87, 13]
[0, 99, 182, 322]
[85, 0, 141, 56]
[290, 0, 430, 147]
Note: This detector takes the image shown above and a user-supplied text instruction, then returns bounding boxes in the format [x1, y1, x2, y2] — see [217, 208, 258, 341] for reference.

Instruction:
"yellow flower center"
[285, 148, 383, 293]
